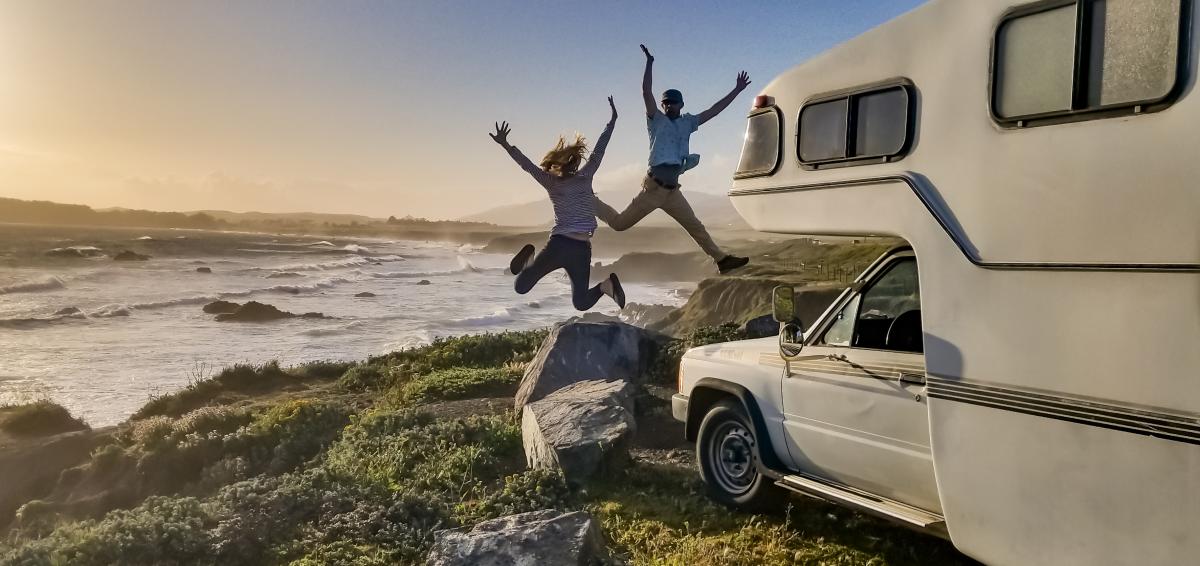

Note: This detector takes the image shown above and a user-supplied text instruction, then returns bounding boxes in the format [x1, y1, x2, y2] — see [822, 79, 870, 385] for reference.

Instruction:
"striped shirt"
[504, 119, 614, 237]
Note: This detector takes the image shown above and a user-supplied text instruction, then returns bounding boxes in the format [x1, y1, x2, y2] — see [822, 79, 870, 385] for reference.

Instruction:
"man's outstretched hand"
[735, 71, 751, 92]
[608, 96, 617, 120]
[489, 121, 511, 147]
[640, 44, 653, 62]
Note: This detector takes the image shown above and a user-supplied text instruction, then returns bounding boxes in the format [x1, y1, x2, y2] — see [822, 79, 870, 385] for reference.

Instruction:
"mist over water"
[0, 224, 688, 426]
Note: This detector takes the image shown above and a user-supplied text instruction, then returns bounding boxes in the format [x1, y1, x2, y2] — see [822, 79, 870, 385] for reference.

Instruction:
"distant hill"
[460, 189, 751, 230]
[184, 210, 384, 225]
[2, 198, 225, 229]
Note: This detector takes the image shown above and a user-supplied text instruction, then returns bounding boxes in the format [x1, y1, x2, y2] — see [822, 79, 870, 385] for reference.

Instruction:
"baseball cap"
[661, 89, 684, 104]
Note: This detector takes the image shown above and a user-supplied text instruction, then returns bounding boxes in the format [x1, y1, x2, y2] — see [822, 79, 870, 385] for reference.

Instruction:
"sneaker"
[716, 255, 749, 274]
[602, 273, 625, 308]
[509, 244, 535, 275]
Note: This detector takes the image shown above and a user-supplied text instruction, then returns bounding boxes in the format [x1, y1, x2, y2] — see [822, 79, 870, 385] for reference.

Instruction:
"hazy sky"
[0, 0, 924, 220]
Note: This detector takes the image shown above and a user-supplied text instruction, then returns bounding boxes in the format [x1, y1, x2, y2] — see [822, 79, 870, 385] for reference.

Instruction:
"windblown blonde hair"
[540, 133, 589, 176]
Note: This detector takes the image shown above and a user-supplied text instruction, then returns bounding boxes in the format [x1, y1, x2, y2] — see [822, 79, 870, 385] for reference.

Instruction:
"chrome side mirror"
[772, 286, 805, 358]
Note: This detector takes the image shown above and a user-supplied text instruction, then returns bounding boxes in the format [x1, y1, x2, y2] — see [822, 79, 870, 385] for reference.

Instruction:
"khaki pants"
[594, 175, 725, 260]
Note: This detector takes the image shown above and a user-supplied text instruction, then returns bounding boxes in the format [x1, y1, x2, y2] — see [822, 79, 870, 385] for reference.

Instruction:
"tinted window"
[994, 0, 1185, 125]
[798, 99, 848, 162]
[853, 88, 909, 157]
[995, 4, 1077, 118]
[735, 109, 781, 177]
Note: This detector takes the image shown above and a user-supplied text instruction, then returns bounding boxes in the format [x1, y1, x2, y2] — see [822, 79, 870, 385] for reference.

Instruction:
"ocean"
[0, 223, 689, 426]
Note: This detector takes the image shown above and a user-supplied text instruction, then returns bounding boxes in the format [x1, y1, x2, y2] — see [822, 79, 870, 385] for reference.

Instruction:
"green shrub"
[456, 469, 572, 523]
[647, 323, 748, 385]
[393, 366, 522, 406]
[375, 329, 548, 375]
[133, 361, 296, 419]
[0, 400, 89, 437]
[291, 360, 354, 380]
[335, 363, 388, 392]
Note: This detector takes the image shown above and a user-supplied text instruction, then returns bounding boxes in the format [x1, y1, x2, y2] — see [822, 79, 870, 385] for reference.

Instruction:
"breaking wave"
[267, 255, 406, 272]
[0, 276, 66, 295]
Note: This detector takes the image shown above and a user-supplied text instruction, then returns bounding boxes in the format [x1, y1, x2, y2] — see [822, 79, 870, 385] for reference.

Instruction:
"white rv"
[671, 1, 1199, 564]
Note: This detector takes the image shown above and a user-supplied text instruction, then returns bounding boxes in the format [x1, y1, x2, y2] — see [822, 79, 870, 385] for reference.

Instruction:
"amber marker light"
[753, 95, 774, 108]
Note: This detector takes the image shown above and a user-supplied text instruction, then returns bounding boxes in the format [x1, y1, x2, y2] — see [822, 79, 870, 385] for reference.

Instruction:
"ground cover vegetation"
[0, 401, 89, 438]
[0, 327, 969, 565]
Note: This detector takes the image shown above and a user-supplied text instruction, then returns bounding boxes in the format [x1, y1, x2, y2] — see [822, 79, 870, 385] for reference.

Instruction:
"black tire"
[695, 399, 784, 511]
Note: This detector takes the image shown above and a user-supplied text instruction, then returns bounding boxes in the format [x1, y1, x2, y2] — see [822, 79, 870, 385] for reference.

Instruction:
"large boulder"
[514, 321, 657, 412]
[212, 301, 327, 322]
[522, 379, 635, 487]
[426, 509, 609, 566]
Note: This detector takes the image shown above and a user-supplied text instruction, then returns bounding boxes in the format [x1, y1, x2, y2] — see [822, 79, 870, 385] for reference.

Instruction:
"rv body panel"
[723, 0, 1200, 564]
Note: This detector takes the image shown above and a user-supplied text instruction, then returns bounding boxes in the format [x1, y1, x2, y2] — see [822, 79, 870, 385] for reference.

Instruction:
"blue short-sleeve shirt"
[646, 111, 700, 167]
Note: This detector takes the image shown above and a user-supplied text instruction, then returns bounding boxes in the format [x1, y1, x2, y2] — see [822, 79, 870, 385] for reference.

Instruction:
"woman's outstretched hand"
[640, 44, 653, 62]
[489, 121, 511, 147]
[735, 71, 752, 92]
[608, 96, 617, 121]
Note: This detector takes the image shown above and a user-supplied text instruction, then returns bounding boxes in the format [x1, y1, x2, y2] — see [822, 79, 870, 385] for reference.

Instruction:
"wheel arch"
[686, 378, 786, 475]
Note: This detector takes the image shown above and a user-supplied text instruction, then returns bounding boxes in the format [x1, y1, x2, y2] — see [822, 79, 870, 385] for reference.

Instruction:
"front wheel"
[695, 400, 784, 511]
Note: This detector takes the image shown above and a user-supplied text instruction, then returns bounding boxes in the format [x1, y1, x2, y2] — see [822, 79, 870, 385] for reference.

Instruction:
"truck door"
[781, 254, 941, 513]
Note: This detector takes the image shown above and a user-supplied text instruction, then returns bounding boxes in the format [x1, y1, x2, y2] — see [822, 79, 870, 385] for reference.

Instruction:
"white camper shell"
[671, 1, 1200, 565]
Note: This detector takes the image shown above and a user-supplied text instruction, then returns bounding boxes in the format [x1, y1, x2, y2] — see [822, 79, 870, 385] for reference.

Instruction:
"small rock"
[354, 292, 376, 298]
[202, 300, 240, 314]
[196, 267, 212, 273]
[53, 307, 83, 316]
[426, 510, 609, 566]
[215, 301, 292, 322]
[522, 379, 636, 487]
[416, 279, 432, 286]
[112, 250, 150, 261]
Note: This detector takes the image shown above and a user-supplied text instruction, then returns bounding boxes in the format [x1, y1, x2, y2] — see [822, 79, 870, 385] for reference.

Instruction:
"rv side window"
[797, 81, 913, 170]
[734, 107, 782, 178]
[993, 0, 1187, 127]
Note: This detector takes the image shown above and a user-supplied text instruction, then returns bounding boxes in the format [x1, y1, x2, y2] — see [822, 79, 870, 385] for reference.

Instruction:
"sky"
[0, 0, 925, 220]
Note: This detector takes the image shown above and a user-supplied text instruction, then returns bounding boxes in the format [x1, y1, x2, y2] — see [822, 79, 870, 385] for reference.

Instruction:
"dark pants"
[514, 235, 604, 311]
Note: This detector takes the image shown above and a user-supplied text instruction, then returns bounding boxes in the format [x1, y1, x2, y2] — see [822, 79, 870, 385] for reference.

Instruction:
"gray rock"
[514, 321, 655, 412]
[112, 250, 150, 261]
[354, 291, 376, 297]
[426, 509, 609, 566]
[522, 379, 635, 486]
[195, 267, 212, 273]
[416, 279, 432, 285]
[743, 313, 778, 339]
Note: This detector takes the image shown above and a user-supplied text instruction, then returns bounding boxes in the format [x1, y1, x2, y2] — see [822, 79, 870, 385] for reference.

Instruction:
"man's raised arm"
[640, 44, 657, 117]
[697, 71, 752, 126]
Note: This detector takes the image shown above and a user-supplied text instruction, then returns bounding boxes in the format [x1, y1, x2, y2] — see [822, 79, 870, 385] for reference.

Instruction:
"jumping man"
[594, 44, 751, 274]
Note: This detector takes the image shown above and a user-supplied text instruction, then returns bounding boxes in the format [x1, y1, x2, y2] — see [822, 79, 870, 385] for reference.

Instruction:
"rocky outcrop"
[522, 380, 635, 486]
[354, 292, 376, 297]
[595, 251, 712, 283]
[650, 278, 845, 337]
[514, 321, 658, 412]
[416, 279, 431, 285]
[196, 267, 212, 273]
[208, 301, 327, 322]
[426, 509, 609, 566]
[112, 250, 150, 261]
[202, 300, 240, 314]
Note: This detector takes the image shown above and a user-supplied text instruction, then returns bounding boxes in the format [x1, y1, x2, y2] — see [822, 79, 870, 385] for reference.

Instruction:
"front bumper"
[671, 393, 689, 423]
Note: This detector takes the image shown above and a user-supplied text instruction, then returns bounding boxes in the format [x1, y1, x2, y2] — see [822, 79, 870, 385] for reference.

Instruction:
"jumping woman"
[489, 96, 625, 310]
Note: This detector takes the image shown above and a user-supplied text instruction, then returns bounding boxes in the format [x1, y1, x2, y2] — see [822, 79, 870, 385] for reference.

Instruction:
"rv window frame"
[796, 78, 916, 171]
[733, 106, 784, 180]
[990, 0, 1194, 129]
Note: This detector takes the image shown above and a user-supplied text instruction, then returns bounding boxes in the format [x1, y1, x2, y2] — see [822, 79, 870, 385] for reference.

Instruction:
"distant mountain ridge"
[460, 189, 750, 230]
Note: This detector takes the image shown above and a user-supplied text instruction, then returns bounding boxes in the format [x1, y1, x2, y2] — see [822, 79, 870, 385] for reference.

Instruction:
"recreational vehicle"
[671, 1, 1199, 564]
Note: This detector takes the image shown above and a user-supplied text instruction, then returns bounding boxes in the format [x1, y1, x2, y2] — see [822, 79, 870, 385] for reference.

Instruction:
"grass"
[391, 366, 523, 406]
[0, 401, 89, 438]
[0, 325, 976, 565]
[588, 460, 971, 566]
